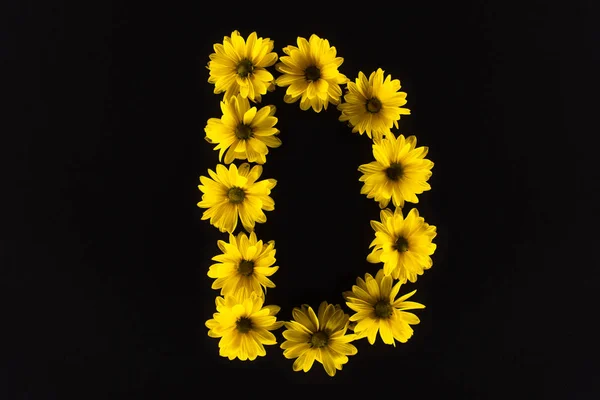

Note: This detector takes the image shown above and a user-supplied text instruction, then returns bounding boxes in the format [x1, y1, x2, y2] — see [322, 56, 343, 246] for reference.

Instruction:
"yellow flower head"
[197, 163, 276, 233]
[208, 231, 278, 298]
[206, 292, 284, 361]
[367, 207, 437, 283]
[281, 302, 357, 377]
[205, 94, 281, 164]
[338, 68, 410, 142]
[275, 34, 348, 113]
[358, 133, 433, 208]
[343, 269, 425, 346]
[208, 30, 278, 102]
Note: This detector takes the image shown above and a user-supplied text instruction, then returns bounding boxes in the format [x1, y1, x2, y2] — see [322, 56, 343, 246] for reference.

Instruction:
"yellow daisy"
[358, 132, 433, 208]
[204, 94, 281, 164]
[275, 34, 348, 112]
[206, 292, 284, 361]
[343, 269, 425, 346]
[207, 30, 278, 102]
[281, 302, 357, 377]
[367, 207, 437, 283]
[338, 68, 410, 142]
[197, 163, 276, 233]
[207, 231, 278, 298]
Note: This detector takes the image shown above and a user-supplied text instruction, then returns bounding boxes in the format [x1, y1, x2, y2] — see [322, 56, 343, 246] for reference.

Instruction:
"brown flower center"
[235, 124, 253, 140]
[227, 187, 245, 204]
[374, 300, 393, 318]
[238, 260, 254, 276]
[310, 331, 329, 348]
[394, 236, 409, 252]
[304, 65, 321, 81]
[385, 163, 404, 181]
[237, 59, 254, 78]
[366, 97, 382, 113]
[236, 317, 253, 333]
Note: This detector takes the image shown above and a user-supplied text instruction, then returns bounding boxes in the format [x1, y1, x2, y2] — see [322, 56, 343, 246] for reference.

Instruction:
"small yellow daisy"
[343, 269, 425, 346]
[197, 163, 276, 233]
[208, 231, 278, 298]
[204, 94, 281, 164]
[275, 34, 348, 112]
[281, 302, 357, 377]
[367, 207, 437, 283]
[207, 30, 278, 102]
[338, 68, 410, 142]
[358, 132, 433, 208]
[206, 292, 284, 361]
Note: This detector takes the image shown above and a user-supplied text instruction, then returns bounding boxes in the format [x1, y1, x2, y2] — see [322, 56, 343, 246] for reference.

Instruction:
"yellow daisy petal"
[280, 302, 356, 376]
[207, 31, 277, 102]
[205, 293, 283, 361]
[344, 268, 425, 346]
[197, 164, 276, 233]
[275, 34, 346, 113]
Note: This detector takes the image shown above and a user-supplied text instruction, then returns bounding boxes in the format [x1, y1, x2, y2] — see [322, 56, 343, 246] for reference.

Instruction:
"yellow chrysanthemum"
[204, 94, 281, 164]
[281, 302, 357, 377]
[206, 292, 284, 361]
[197, 163, 276, 233]
[275, 34, 348, 112]
[207, 231, 278, 298]
[367, 207, 437, 283]
[358, 132, 433, 208]
[338, 68, 410, 142]
[207, 30, 278, 102]
[343, 269, 424, 346]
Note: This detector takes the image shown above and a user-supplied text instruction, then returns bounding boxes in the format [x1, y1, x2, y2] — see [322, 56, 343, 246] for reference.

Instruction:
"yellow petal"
[365, 276, 380, 299]
[232, 304, 245, 318]
[378, 320, 394, 345]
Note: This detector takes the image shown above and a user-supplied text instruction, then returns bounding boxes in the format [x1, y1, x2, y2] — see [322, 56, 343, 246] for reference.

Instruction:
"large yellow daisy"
[338, 68, 410, 142]
[343, 269, 424, 346]
[197, 163, 276, 233]
[280, 302, 357, 377]
[367, 207, 437, 283]
[207, 231, 278, 298]
[275, 34, 348, 112]
[206, 292, 284, 361]
[358, 132, 433, 208]
[204, 94, 281, 164]
[207, 30, 278, 102]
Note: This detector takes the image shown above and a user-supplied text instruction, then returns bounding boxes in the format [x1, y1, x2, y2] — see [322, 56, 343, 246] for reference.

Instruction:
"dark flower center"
[236, 317, 253, 333]
[237, 59, 254, 78]
[304, 65, 321, 81]
[394, 236, 409, 252]
[385, 163, 404, 181]
[374, 301, 393, 318]
[235, 124, 253, 140]
[238, 260, 254, 276]
[366, 97, 382, 113]
[227, 187, 245, 204]
[310, 331, 329, 348]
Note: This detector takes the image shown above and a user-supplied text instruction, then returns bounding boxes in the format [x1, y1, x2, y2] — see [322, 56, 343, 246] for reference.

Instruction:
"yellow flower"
[208, 231, 278, 298]
[343, 269, 425, 346]
[207, 30, 278, 102]
[281, 302, 357, 377]
[197, 163, 276, 233]
[367, 207, 437, 283]
[206, 292, 284, 361]
[358, 132, 433, 208]
[275, 34, 348, 112]
[204, 94, 281, 164]
[338, 68, 410, 142]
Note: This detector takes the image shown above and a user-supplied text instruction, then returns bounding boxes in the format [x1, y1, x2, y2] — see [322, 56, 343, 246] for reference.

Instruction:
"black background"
[4, 0, 598, 395]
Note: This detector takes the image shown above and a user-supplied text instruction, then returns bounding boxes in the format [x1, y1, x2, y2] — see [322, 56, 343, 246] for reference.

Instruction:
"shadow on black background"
[4, 0, 597, 395]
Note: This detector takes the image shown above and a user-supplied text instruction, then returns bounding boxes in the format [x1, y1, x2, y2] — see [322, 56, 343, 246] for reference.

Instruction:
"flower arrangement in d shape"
[198, 30, 437, 377]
